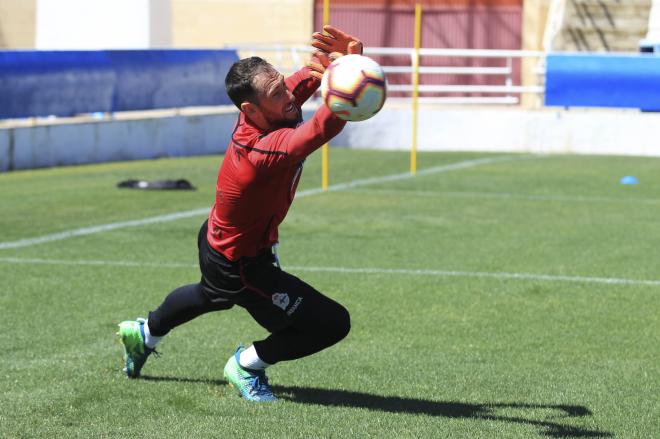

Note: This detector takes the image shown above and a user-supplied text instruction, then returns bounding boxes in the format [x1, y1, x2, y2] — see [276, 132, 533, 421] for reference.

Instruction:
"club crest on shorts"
[272, 293, 290, 310]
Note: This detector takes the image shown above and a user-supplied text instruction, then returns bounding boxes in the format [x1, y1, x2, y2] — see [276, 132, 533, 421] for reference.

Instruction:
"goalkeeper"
[118, 26, 363, 402]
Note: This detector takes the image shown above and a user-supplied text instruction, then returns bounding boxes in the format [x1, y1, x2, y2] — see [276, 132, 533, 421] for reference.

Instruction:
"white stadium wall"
[0, 112, 236, 171]
[333, 106, 660, 156]
[2, 105, 660, 171]
[0, 130, 9, 172]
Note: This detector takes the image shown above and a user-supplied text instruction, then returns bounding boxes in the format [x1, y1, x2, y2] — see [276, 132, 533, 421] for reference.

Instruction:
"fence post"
[411, 3, 422, 175]
[321, 0, 330, 190]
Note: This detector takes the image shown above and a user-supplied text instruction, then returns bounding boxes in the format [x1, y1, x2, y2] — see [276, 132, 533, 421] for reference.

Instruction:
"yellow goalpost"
[321, 0, 423, 187]
[321, 0, 330, 190]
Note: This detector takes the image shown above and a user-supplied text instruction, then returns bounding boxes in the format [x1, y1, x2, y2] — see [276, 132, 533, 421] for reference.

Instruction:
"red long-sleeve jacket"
[207, 67, 346, 261]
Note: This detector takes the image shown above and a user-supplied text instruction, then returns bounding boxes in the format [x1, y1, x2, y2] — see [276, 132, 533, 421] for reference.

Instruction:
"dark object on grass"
[117, 179, 196, 190]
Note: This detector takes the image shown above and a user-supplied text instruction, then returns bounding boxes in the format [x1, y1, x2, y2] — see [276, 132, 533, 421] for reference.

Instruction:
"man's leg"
[119, 220, 237, 378]
[222, 257, 350, 401]
[242, 268, 351, 365]
[119, 282, 233, 378]
[146, 283, 232, 337]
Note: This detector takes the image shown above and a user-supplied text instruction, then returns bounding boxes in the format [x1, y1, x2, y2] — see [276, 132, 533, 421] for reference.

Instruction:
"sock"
[239, 345, 270, 370]
[143, 320, 163, 349]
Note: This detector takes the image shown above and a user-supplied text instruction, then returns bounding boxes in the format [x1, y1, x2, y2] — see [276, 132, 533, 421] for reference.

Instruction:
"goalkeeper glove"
[312, 25, 363, 56]
[307, 50, 342, 82]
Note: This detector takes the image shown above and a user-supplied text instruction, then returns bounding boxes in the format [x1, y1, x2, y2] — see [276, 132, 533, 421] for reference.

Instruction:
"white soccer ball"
[320, 54, 387, 122]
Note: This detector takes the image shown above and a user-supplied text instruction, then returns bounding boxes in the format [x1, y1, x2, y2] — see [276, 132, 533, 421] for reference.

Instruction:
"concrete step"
[567, 3, 652, 19]
[555, 32, 646, 51]
[570, 0, 651, 6]
[564, 25, 646, 38]
[554, 0, 652, 51]
[564, 16, 650, 30]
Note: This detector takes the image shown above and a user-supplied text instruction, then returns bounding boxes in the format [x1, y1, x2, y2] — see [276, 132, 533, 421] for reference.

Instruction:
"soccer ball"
[321, 54, 387, 122]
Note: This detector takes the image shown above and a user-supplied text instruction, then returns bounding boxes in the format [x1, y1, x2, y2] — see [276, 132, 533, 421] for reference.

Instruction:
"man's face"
[251, 69, 300, 129]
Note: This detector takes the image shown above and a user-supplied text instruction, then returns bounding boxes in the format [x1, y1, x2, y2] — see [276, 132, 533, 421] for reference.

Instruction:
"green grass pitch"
[1, 149, 659, 438]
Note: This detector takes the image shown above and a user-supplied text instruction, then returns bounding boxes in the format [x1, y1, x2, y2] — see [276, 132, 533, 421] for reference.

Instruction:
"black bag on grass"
[117, 179, 196, 190]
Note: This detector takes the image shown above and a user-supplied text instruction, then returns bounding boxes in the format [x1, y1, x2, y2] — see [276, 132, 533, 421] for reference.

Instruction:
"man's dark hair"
[225, 57, 274, 109]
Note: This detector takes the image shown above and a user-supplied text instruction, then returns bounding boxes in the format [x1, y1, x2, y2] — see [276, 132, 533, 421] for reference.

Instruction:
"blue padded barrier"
[545, 53, 660, 110]
[107, 51, 238, 112]
[0, 51, 114, 118]
[0, 50, 239, 119]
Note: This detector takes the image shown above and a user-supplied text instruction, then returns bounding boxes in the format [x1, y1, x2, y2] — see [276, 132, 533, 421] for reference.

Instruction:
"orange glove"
[307, 50, 343, 82]
[312, 25, 363, 57]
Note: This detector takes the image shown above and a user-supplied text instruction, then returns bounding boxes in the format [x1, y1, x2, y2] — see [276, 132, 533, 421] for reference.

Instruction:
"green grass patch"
[1, 149, 659, 438]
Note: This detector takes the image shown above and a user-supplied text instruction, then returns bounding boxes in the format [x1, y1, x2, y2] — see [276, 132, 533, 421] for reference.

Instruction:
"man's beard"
[266, 105, 302, 129]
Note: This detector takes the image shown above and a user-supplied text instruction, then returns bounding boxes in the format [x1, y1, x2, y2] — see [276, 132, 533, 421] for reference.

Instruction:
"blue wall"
[0, 50, 239, 119]
[545, 53, 660, 110]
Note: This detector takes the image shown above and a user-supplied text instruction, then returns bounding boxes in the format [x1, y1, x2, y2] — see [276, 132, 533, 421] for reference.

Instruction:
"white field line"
[290, 266, 660, 287]
[294, 155, 529, 196]
[0, 155, 529, 250]
[350, 188, 660, 205]
[0, 257, 195, 269]
[1, 256, 659, 287]
[0, 209, 210, 251]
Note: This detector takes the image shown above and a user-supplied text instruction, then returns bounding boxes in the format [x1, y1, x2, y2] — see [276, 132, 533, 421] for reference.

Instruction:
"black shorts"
[197, 220, 336, 334]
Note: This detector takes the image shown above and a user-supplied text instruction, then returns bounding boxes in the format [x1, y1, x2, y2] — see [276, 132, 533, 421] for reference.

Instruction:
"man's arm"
[249, 104, 345, 167]
[250, 26, 362, 166]
[285, 64, 321, 107]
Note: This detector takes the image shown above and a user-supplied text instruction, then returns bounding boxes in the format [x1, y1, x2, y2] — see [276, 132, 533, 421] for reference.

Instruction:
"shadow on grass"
[139, 375, 611, 438]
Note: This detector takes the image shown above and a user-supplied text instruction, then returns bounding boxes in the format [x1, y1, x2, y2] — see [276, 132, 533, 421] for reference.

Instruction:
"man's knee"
[338, 304, 351, 340]
[325, 302, 351, 344]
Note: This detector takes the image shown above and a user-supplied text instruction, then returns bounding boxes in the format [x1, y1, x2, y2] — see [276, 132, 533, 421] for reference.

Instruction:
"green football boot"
[117, 318, 158, 378]
[223, 347, 277, 402]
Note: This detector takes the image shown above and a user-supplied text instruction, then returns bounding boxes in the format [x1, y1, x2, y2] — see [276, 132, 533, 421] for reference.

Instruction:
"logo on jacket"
[272, 293, 290, 310]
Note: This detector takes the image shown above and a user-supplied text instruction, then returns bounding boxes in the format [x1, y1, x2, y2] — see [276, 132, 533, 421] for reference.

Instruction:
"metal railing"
[234, 45, 546, 105]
